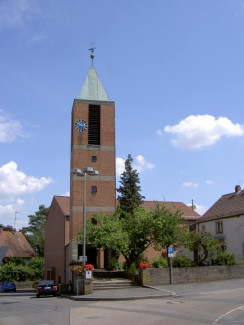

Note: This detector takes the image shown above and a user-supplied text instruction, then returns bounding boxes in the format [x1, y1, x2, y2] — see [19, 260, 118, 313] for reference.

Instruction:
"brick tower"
[69, 54, 116, 268]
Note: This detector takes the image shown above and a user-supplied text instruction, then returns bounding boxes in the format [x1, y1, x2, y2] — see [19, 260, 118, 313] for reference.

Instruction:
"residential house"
[197, 185, 244, 262]
[0, 228, 35, 264]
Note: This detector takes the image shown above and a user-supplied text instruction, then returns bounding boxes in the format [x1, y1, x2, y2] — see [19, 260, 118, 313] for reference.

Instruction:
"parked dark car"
[36, 280, 58, 298]
[2, 281, 16, 292]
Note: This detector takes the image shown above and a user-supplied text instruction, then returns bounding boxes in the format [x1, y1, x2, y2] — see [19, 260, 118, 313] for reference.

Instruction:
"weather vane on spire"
[89, 43, 96, 65]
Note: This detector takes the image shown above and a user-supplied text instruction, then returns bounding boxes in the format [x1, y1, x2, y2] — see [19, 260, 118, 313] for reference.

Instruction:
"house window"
[202, 225, 205, 232]
[91, 156, 97, 163]
[216, 221, 223, 234]
[91, 186, 97, 194]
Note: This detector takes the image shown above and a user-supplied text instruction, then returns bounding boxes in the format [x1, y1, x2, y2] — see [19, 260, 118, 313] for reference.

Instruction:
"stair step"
[92, 278, 140, 290]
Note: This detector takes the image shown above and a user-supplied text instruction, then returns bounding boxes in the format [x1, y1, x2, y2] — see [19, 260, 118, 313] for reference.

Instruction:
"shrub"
[110, 256, 118, 270]
[28, 257, 44, 280]
[0, 263, 35, 282]
[172, 255, 193, 268]
[0, 257, 44, 282]
[128, 263, 137, 277]
[215, 252, 236, 266]
[151, 257, 168, 268]
[6, 257, 25, 266]
[0, 263, 17, 282]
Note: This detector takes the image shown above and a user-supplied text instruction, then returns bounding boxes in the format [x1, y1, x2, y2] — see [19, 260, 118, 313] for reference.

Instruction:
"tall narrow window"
[88, 105, 100, 145]
[216, 221, 223, 234]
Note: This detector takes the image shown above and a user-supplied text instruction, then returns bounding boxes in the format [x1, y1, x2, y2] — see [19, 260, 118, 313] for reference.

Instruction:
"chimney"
[235, 185, 241, 193]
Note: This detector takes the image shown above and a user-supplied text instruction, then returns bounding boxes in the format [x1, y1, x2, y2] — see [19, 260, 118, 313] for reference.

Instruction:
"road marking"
[212, 305, 244, 324]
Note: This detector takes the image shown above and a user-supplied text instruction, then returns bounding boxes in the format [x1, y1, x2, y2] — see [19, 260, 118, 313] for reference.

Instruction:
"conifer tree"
[117, 154, 145, 214]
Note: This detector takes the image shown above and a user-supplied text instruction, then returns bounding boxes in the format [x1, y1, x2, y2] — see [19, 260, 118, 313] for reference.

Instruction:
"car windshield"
[38, 280, 54, 286]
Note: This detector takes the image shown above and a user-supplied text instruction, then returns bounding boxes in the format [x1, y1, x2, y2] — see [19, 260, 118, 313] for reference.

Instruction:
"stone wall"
[140, 265, 244, 286]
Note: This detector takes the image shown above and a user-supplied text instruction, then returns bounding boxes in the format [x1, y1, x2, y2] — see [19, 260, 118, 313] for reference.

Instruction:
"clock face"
[74, 119, 88, 132]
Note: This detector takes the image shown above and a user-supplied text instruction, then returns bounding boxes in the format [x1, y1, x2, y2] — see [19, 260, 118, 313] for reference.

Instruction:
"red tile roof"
[198, 189, 244, 223]
[54, 196, 70, 215]
[52, 196, 200, 220]
[0, 230, 35, 258]
[141, 201, 200, 220]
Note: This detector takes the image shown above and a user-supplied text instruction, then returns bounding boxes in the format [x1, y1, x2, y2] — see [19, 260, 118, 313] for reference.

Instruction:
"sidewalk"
[61, 285, 175, 301]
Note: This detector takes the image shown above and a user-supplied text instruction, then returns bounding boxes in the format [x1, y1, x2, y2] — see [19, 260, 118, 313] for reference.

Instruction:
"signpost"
[78, 256, 87, 263]
[168, 247, 174, 284]
[168, 247, 174, 257]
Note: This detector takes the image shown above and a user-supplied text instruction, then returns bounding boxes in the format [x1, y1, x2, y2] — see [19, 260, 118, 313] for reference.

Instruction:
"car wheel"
[13, 289, 16, 292]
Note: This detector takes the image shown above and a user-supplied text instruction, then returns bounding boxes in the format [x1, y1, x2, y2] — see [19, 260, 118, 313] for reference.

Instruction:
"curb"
[61, 293, 173, 301]
[60, 286, 175, 301]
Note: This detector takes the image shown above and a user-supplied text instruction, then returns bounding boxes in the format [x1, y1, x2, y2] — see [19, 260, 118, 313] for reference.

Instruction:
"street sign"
[78, 256, 87, 262]
[85, 271, 92, 279]
[168, 247, 174, 258]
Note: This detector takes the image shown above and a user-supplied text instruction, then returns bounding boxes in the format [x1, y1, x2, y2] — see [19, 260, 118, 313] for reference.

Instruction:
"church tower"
[69, 52, 116, 268]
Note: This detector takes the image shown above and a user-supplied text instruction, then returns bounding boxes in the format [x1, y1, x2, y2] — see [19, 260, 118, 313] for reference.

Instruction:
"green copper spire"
[78, 48, 110, 101]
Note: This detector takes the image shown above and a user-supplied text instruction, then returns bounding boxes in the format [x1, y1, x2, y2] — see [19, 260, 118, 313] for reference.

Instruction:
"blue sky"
[1, 0, 244, 229]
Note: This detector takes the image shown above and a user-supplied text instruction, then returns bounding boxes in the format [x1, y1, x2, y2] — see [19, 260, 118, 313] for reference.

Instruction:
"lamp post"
[71, 167, 99, 266]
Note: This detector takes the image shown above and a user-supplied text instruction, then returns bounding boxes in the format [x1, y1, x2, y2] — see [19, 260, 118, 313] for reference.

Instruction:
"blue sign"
[168, 247, 174, 257]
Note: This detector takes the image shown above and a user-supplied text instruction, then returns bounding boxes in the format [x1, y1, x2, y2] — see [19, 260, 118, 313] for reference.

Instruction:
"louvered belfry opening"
[88, 105, 100, 145]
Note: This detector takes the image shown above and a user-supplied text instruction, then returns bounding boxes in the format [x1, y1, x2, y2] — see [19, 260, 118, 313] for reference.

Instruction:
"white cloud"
[0, 110, 29, 143]
[187, 203, 208, 216]
[195, 204, 208, 216]
[0, 0, 42, 31]
[156, 129, 163, 136]
[164, 115, 244, 149]
[116, 158, 125, 176]
[116, 155, 155, 176]
[183, 182, 198, 188]
[206, 180, 214, 185]
[0, 161, 53, 201]
[134, 155, 155, 173]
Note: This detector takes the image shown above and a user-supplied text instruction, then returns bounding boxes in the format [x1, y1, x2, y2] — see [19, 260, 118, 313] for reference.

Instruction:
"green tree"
[150, 203, 187, 265]
[78, 208, 154, 268]
[184, 231, 221, 265]
[21, 205, 49, 257]
[120, 207, 155, 267]
[0, 224, 16, 232]
[28, 257, 44, 279]
[81, 212, 128, 254]
[117, 154, 145, 215]
[78, 203, 186, 269]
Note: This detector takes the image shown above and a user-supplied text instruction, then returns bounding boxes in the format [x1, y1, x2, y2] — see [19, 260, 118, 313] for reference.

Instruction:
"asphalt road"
[0, 279, 244, 325]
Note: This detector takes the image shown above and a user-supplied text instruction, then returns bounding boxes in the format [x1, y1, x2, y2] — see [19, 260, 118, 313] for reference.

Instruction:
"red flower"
[84, 264, 95, 271]
[71, 265, 83, 275]
[139, 261, 150, 270]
